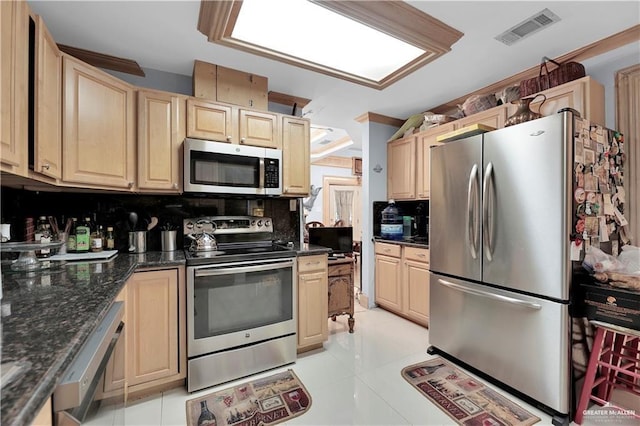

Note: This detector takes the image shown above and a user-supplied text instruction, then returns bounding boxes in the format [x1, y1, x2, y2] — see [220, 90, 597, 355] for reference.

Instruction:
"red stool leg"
[575, 326, 607, 425]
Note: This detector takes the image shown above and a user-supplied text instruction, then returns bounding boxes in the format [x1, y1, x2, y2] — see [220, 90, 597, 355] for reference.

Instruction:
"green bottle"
[75, 217, 91, 253]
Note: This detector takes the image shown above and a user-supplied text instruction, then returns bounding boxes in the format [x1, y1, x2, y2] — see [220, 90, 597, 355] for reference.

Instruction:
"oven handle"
[194, 260, 294, 277]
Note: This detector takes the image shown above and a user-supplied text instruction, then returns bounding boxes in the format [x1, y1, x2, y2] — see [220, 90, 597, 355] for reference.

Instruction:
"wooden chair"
[303, 221, 324, 243]
[333, 219, 345, 227]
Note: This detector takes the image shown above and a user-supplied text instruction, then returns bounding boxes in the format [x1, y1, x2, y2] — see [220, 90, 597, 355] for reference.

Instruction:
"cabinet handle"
[226, 135, 232, 141]
[42, 163, 50, 170]
[240, 137, 246, 143]
[306, 261, 320, 266]
[384, 249, 390, 252]
[128, 182, 134, 188]
[172, 183, 178, 189]
[417, 253, 426, 258]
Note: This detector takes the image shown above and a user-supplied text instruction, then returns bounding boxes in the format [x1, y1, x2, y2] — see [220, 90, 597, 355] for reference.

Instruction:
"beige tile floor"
[93, 298, 636, 425]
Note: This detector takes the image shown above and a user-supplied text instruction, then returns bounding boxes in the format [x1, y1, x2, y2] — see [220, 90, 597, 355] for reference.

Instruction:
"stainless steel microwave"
[183, 138, 282, 196]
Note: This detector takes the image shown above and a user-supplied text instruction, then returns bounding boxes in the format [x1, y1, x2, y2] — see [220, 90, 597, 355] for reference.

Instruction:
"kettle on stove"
[186, 220, 218, 252]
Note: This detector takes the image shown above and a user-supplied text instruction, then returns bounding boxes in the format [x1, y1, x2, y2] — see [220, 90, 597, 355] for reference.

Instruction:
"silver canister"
[161, 230, 177, 252]
[128, 231, 147, 253]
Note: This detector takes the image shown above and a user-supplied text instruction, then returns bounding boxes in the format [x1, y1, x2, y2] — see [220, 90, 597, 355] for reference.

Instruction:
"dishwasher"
[53, 301, 125, 425]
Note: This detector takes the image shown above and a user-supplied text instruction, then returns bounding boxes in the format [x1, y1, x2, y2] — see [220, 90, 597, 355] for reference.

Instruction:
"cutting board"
[436, 123, 495, 143]
[49, 250, 118, 261]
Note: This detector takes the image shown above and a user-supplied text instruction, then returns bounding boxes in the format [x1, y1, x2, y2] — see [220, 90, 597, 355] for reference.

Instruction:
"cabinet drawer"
[328, 263, 352, 277]
[375, 242, 401, 257]
[298, 255, 328, 273]
[404, 246, 429, 263]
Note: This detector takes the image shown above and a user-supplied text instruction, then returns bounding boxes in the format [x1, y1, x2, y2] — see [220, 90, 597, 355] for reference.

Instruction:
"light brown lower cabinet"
[101, 267, 186, 398]
[375, 242, 430, 327]
[297, 255, 328, 352]
[30, 397, 52, 426]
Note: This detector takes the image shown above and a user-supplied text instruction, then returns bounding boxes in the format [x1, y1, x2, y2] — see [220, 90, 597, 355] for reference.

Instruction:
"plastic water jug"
[381, 199, 403, 240]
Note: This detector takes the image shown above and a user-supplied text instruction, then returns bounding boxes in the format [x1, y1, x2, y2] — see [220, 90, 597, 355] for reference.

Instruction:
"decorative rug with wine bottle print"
[186, 369, 311, 426]
[401, 357, 541, 426]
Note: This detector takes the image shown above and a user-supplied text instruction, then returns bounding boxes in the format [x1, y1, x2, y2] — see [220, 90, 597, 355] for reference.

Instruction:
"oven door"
[187, 258, 296, 357]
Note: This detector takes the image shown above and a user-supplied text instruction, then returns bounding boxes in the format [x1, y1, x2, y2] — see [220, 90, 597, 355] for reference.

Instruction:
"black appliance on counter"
[372, 200, 428, 242]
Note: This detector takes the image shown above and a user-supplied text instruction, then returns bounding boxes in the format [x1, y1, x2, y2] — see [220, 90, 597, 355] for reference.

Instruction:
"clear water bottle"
[381, 199, 403, 241]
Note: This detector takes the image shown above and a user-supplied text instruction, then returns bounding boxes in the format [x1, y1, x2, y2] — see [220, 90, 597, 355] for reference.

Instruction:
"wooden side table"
[328, 257, 355, 333]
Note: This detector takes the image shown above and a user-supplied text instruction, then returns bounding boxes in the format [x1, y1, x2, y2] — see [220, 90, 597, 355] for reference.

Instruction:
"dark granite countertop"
[289, 243, 332, 256]
[373, 237, 429, 249]
[0, 250, 185, 425]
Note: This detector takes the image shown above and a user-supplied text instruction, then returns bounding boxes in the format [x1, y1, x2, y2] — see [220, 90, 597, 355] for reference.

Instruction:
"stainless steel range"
[184, 216, 297, 392]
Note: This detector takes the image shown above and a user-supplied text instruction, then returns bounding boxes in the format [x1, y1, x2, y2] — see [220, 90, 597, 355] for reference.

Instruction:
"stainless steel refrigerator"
[428, 111, 626, 423]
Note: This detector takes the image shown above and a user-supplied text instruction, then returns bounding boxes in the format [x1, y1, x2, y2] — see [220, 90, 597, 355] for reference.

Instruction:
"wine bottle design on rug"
[186, 370, 312, 426]
[401, 357, 540, 426]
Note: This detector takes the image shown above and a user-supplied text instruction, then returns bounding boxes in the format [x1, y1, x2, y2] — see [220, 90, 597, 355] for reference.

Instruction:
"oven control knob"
[245, 333, 250, 338]
[251, 220, 256, 226]
[265, 220, 271, 227]
[257, 220, 263, 227]
[186, 221, 194, 229]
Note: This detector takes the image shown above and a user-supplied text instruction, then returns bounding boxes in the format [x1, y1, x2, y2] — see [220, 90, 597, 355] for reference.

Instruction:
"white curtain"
[335, 190, 354, 225]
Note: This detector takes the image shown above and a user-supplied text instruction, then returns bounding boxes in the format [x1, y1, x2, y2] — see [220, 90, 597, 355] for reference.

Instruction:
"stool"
[574, 321, 640, 424]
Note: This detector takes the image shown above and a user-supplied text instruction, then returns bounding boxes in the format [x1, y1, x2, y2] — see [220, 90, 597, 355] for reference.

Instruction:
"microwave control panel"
[264, 159, 280, 188]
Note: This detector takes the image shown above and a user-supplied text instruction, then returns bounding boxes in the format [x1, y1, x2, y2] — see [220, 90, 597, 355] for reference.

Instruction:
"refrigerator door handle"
[467, 164, 479, 259]
[482, 162, 495, 261]
[437, 279, 542, 310]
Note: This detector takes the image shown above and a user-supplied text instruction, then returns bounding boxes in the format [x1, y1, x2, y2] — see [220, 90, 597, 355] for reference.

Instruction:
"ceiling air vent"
[495, 8, 561, 46]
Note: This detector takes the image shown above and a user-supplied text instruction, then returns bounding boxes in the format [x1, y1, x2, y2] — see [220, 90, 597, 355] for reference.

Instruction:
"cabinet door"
[387, 136, 416, 200]
[298, 270, 328, 349]
[34, 15, 62, 180]
[527, 77, 604, 125]
[216, 65, 268, 110]
[329, 272, 354, 316]
[455, 105, 508, 130]
[62, 56, 135, 189]
[138, 89, 184, 192]
[186, 98, 235, 142]
[127, 269, 179, 386]
[416, 124, 455, 199]
[403, 259, 430, 326]
[375, 254, 402, 311]
[282, 115, 310, 196]
[103, 286, 127, 394]
[238, 109, 279, 148]
[0, 0, 29, 176]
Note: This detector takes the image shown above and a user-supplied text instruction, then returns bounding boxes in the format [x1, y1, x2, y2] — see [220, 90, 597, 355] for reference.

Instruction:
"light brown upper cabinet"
[455, 104, 508, 130]
[186, 98, 280, 149]
[33, 14, 62, 181]
[137, 89, 185, 193]
[192, 60, 268, 110]
[416, 123, 455, 200]
[387, 135, 416, 200]
[0, 0, 29, 177]
[216, 65, 268, 110]
[282, 115, 310, 197]
[526, 76, 604, 125]
[62, 55, 135, 190]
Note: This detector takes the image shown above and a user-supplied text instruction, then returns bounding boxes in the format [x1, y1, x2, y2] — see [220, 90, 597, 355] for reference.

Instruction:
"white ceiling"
[29, 1, 639, 157]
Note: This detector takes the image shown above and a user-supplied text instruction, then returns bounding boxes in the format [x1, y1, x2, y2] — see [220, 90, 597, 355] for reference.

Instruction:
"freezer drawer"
[429, 272, 571, 414]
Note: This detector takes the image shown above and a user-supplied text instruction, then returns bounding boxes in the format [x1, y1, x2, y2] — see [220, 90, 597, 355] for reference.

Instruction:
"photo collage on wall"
[571, 117, 626, 260]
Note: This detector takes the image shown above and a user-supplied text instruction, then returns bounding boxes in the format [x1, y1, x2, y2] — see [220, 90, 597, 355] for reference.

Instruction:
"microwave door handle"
[259, 158, 265, 189]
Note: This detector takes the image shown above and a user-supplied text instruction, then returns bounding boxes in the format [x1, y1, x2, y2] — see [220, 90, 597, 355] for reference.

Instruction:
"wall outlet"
[290, 199, 297, 211]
